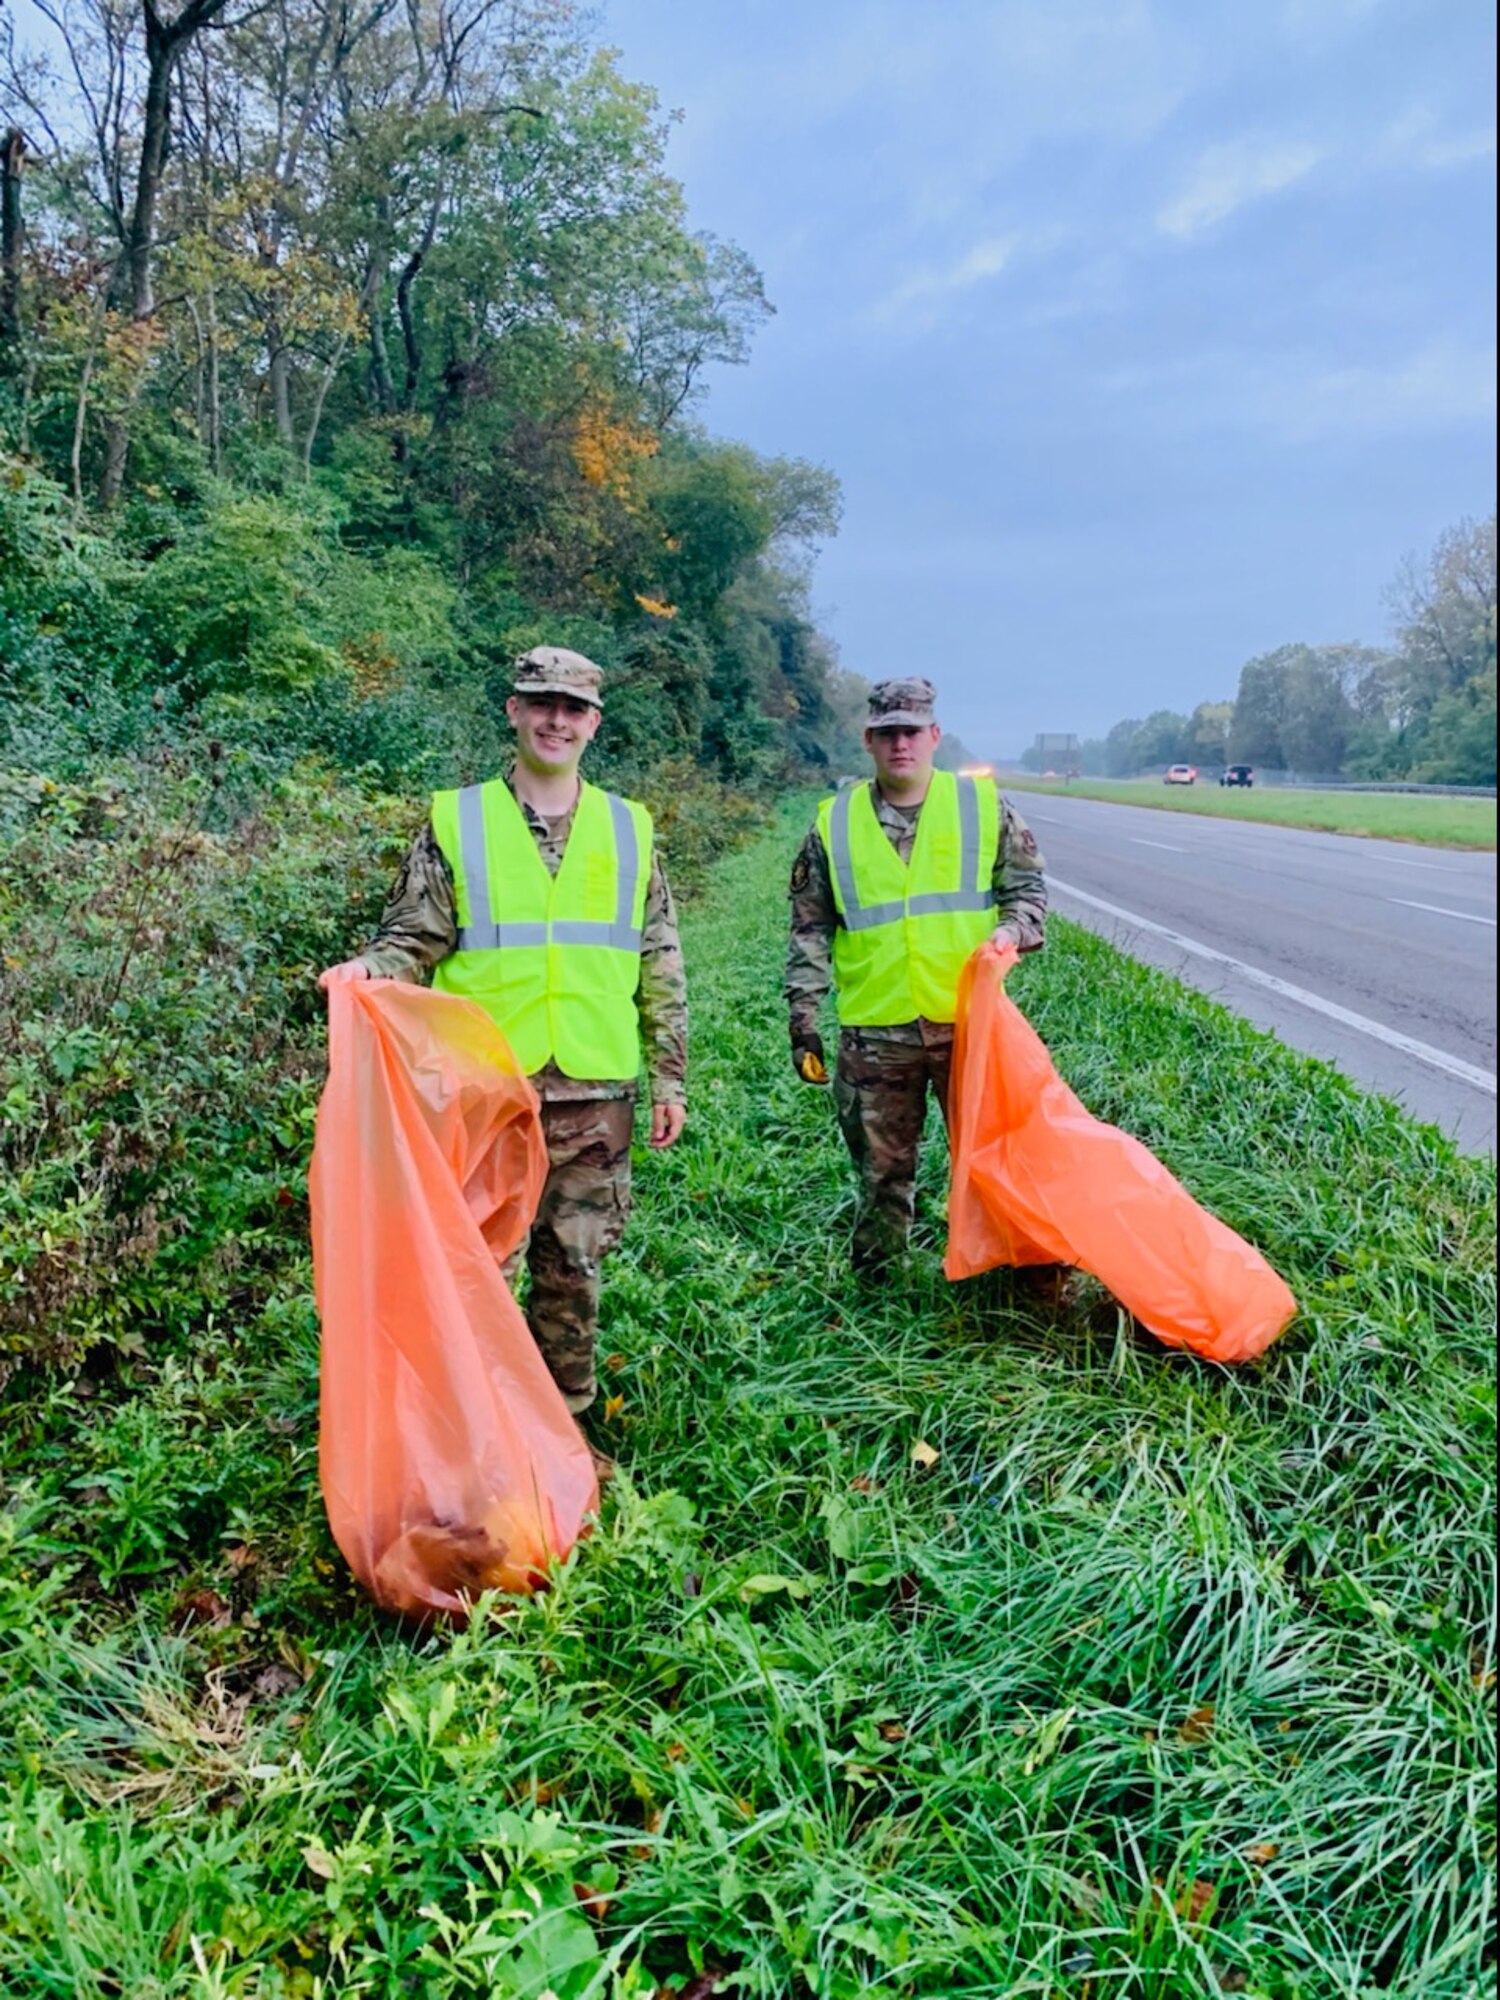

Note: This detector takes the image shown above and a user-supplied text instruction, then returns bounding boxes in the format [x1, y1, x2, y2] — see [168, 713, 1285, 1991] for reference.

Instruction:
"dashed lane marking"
[1388, 898, 1497, 927]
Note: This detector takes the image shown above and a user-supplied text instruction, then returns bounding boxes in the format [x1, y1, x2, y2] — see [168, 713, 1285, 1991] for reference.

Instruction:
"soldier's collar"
[506, 768, 579, 829]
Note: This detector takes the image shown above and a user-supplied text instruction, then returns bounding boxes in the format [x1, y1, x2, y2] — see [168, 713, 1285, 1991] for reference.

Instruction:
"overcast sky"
[599, 0, 1497, 757]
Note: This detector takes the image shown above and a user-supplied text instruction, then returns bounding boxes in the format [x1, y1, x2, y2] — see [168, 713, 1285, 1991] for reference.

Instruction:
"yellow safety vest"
[429, 777, 651, 1080]
[818, 771, 999, 1026]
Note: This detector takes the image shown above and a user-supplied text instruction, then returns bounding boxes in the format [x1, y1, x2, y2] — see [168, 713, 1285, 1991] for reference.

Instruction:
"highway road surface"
[1012, 790, 1497, 1155]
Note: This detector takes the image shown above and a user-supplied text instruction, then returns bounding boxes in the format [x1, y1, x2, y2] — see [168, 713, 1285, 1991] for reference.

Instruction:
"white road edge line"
[1388, 897, 1497, 927]
[1050, 877, 1498, 1097]
[1130, 838, 1185, 851]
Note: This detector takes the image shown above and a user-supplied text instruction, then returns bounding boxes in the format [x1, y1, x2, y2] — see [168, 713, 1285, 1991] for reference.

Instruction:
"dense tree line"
[0, 0, 864, 802]
[1035, 514, 1496, 786]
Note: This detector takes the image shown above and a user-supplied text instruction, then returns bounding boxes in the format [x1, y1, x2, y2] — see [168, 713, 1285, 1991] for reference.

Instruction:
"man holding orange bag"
[786, 677, 1047, 1276]
[320, 647, 687, 1455]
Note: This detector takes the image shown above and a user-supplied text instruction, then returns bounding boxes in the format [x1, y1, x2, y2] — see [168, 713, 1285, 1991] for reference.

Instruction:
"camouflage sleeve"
[357, 821, 459, 980]
[993, 796, 1048, 953]
[785, 820, 836, 1044]
[638, 850, 688, 1107]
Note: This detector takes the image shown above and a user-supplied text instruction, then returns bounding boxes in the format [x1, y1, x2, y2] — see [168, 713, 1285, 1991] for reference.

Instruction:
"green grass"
[0, 807, 1494, 1999]
[1000, 776, 1497, 848]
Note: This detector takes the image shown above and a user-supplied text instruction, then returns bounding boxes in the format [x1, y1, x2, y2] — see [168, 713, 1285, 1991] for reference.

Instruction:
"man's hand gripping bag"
[310, 980, 598, 1619]
[945, 944, 1296, 1362]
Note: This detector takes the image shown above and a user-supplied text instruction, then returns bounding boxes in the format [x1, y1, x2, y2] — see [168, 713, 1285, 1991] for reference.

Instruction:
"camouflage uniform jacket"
[786, 780, 1047, 1047]
[357, 779, 687, 1106]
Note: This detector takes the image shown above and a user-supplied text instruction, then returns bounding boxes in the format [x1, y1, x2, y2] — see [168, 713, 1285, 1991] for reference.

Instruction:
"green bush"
[637, 754, 764, 899]
[0, 756, 409, 1376]
[132, 492, 349, 699]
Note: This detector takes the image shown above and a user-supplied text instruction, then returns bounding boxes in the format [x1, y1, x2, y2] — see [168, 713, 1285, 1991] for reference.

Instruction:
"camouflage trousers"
[502, 1095, 634, 1415]
[834, 1027, 954, 1271]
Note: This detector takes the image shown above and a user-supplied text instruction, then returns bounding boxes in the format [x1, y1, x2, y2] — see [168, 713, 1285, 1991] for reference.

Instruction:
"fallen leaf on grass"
[892, 1571, 923, 1620]
[878, 1722, 906, 1742]
[604, 1353, 627, 1373]
[1244, 1841, 1280, 1865]
[511, 1777, 563, 1806]
[665, 1973, 726, 2000]
[1176, 1878, 1217, 1923]
[573, 1882, 612, 1921]
[175, 1588, 231, 1629]
[1177, 1704, 1216, 1745]
[849, 1475, 879, 1493]
[302, 1844, 337, 1881]
[910, 1440, 939, 1470]
[250, 1663, 302, 1703]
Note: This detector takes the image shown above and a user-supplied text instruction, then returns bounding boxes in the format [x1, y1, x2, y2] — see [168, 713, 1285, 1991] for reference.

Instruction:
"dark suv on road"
[1220, 764, 1254, 787]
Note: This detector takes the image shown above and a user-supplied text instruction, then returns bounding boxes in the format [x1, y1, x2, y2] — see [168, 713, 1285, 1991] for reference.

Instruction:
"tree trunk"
[302, 327, 351, 475]
[185, 292, 206, 437]
[1, 128, 24, 371]
[367, 307, 395, 414]
[205, 281, 222, 475]
[100, 0, 231, 505]
[269, 334, 294, 444]
[125, 19, 175, 323]
[392, 194, 441, 462]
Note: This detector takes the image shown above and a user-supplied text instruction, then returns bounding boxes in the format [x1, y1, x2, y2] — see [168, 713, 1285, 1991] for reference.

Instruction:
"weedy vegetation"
[999, 778, 1496, 850]
[0, 803, 1494, 2000]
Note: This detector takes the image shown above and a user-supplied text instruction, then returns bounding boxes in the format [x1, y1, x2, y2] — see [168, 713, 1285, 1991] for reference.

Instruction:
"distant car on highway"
[1219, 764, 1255, 787]
[1164, 763, 1198, 785]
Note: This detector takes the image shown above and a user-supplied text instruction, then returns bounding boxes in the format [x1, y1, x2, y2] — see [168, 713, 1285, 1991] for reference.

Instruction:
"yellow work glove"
[792, 1031, 830, 1086]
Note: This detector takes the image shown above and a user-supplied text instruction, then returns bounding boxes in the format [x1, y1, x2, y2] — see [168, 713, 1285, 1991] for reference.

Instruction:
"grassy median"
[1000, 776, 1497, 849]
[0, 807, 1494, 1999]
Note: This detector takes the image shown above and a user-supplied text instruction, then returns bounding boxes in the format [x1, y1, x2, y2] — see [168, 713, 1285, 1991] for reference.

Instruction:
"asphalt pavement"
[1010, 788, 1497, 1155]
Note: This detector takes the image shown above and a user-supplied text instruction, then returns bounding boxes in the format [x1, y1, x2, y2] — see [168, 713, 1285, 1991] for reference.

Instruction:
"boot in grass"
[1012, 1263, 1086, 1314]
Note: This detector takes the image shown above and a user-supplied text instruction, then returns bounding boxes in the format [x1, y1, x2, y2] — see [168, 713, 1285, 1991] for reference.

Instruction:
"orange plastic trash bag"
[944, 944, 1297, 1363]
[310, 979, 598, 1620]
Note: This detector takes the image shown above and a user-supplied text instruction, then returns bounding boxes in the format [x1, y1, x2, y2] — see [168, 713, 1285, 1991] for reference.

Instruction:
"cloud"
[1157, 138, 1324, 239]
[870, 234, 1024, 323]
[1294, 340, 1498, 439]
[1381, 106, 1497, 173]
[1094, 339, 1498, 445]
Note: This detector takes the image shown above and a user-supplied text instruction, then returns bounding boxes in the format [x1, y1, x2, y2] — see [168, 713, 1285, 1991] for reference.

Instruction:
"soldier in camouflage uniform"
[321, 648, 687, 1444]
[786, 677, 1046, 1274]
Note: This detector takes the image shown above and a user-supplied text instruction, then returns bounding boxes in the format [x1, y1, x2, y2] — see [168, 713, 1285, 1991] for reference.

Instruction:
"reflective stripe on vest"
[452, 783, 644, 953]
[818, 771, 1000, 1027]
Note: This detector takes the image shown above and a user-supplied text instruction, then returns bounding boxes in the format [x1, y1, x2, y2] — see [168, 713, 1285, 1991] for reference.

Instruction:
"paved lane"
[1012, 791, 1497, 1154]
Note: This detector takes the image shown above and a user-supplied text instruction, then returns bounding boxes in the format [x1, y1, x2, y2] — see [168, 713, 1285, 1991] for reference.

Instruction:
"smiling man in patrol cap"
[321, 646, 687, 1468]
[785, 676, 1047, 1276]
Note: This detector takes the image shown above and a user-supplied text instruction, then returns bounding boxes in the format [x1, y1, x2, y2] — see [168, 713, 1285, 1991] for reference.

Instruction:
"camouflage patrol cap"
[867, 676, 937, 728]
[512, 645, 605, 709]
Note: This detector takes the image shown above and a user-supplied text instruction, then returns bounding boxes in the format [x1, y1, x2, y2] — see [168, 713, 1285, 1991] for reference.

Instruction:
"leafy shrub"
[0, 755, 410, 1376]
[132, 492, 348, 698]
[636, 754, 764, 899]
